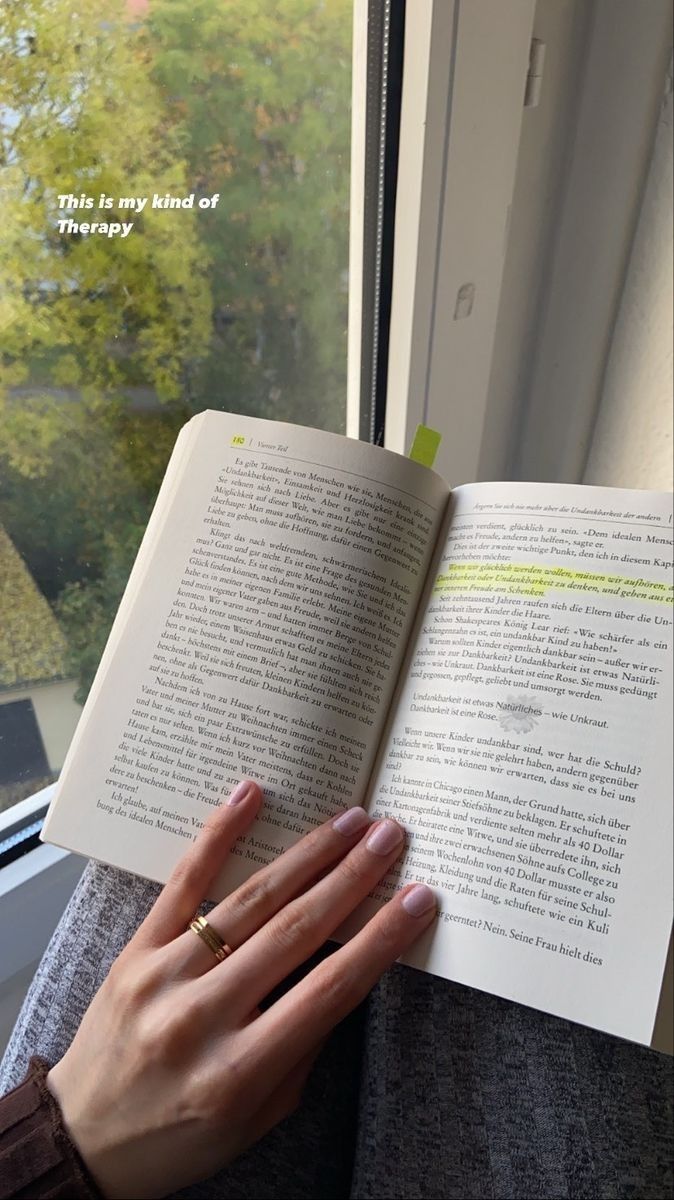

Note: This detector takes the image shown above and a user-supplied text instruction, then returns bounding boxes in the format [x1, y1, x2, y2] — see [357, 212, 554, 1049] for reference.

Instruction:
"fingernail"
[332, 806, 371, 836]
[227, 779, 256, 806]
[366, 819, 404, 856]
[401, 884, 436, 917]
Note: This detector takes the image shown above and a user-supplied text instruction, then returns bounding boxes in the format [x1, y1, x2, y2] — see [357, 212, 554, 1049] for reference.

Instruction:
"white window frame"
[0, 785, 84, 988]
[382, 0, 536, 483]
[346, 0, 369, 439]
[380, 0, 672, 488]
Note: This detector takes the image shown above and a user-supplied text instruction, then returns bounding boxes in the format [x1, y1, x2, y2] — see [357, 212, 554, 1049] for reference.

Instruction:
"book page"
[43, 411, 449, 895]
[359, 482, 673, 1045]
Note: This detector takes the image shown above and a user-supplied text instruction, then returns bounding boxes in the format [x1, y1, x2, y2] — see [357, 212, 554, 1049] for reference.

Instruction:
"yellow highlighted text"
[433, 563, 673, 605]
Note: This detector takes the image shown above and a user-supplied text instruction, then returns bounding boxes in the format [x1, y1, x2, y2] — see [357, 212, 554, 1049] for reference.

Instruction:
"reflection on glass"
[0, 0, 352, 808]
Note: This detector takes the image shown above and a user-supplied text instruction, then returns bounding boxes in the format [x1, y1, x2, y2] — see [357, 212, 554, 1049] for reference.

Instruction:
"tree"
[0, 0, 212, 695]
[0, 0, 211, 431]
[0, 404, 186, 601]
[142, 0, 352, 431]
[0, 0, 352, 701]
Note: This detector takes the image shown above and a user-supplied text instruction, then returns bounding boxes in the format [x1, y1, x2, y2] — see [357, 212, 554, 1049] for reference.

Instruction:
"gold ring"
[188, 915, 233, 963]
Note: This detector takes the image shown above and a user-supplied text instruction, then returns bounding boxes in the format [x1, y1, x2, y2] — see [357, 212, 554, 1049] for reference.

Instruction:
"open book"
[43, 411, 673, 1050]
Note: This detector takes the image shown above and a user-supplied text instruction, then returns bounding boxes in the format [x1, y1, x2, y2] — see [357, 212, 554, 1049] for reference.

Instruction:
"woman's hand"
[47, 781, 436, 1198]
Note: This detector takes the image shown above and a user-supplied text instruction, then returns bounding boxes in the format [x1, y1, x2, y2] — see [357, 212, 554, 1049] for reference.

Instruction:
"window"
[1, 0, 353, 808]
[3, 1, 670, 825]
[1, 0, 670, 1020]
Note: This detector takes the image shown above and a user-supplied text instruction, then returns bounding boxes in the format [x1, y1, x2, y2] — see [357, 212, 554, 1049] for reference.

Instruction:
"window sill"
[0, 784, 85, 987]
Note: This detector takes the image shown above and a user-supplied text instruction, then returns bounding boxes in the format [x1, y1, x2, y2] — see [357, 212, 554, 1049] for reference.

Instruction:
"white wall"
[584, 64, 673, 491]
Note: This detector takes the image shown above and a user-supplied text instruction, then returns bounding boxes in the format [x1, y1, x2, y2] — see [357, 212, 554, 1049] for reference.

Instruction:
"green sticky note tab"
[408, 424, 442, 468]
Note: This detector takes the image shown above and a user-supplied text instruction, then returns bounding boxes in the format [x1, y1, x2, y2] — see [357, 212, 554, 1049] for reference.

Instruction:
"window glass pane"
[0, 0, 353, 810]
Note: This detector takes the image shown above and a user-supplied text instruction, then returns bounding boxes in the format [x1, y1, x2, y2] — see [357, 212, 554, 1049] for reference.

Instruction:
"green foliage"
[0, 0, 212, 413]
[0, 402, 186, 600]
[145, 0, 352, 430]
[0, 525, 67, 688]
[56, 523, 146, 703]
[0, 0, 351, 703]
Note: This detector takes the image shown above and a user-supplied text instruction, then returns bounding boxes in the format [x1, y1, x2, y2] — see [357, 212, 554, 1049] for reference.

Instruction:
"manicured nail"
[332, 806, 371, 836]
[227, 779, 256, 806]
[366, 819, 404, 856]
[401, 884, 436, 917]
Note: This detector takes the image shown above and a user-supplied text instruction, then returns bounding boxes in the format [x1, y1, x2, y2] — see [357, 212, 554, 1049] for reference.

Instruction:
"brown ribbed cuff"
[0, 1057, 102, 1199]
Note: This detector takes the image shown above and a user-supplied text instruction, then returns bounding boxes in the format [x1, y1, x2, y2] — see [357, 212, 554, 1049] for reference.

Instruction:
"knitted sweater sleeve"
[0, 1057, 101, 1199]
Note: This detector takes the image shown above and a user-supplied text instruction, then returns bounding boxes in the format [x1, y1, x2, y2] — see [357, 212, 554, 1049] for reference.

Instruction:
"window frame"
[382, 0, 672, 488]
[0, 785, 85, 989]
[382, 0, 536, 483]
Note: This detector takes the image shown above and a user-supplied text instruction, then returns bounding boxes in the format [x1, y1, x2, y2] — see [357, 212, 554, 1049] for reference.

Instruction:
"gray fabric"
[1, 861, 672, 1199]
[352, 970, 674, 1200]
